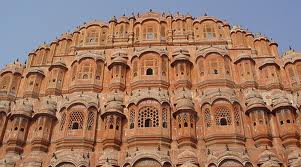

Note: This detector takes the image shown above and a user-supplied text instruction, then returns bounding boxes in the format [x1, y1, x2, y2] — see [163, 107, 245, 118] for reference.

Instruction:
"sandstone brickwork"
[0, 11, 301, 167]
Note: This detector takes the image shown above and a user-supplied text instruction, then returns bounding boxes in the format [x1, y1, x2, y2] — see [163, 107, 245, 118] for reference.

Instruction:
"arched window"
[183, 113, 188, 127]
[133, 60, 138, 77]
[161, 56, 168, 76]
[178, 114, 182, 128]
[198, 58, 205, 77]
[130, 109, 135, 129]
[60, 112, 66, 131]
[68, 111, 84, 130]
[109, 115, 114, 129]
[160, 25, 166, 38]
[204, 108, 212, 127]
[87, 111, 94, 130]
[95, 61, 103, 80]
[135, 27, 140, 40]
[214, 107, 232, 126]
[142, 57, 158, 76]
[138, 106, 159, 128]
[79, 62, 93, 79]
[203, 24, 216, 39]
[86, 29, 99, 45]
[233, 106, 241, 126]
[116, 117, 120, 130]
[0, 74, 11, 90]
[146, 68, 153, 75]
[162, 108, 168, 128]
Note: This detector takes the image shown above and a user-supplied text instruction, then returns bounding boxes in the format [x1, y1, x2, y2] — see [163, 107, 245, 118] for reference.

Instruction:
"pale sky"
[0, 0, 300, 68]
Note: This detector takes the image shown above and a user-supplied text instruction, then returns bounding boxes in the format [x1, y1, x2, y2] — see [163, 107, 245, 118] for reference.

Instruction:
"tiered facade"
[0, 11, 301, 167]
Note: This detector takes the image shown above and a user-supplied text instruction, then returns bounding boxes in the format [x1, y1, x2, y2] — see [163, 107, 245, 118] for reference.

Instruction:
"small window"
[14, 127, 18, 131]
[213, 69, 218, 74]
[178, 124, 181, 128]
[20, 128, 24, 132]
[116, 125, 119, 130]
[184, 122, 188, 127]
[163, 122, 167, 128]
[72, 122, 79, 129]
[39, 127, 42, 130]
[82, 74, 88, 79]
[220, 118, 228, 126]
[130, 123, 134, 129]
[287, 120, 291, 123]
[253, 122, 256, 126]
[280, 120, 284, 125]
[146, 68, 153, 75]
[145, 118, 152, 127]
[109, 124, 114, 129]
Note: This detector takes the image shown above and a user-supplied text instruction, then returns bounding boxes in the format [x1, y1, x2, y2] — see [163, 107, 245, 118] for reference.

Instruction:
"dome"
[177, 150, 198, 165]
[11, 100, 33, 118]
[258, 149, 281, 166]
[271, 91, 294, 111]
[34, 97, 57, 118]
[245, 90, 266, 113]
[0, 59, 25, 76]
[103, 93, 125, 117]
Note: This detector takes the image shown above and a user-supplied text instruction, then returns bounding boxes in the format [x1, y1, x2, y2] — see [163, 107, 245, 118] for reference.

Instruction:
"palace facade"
[0, 11, 301, 167]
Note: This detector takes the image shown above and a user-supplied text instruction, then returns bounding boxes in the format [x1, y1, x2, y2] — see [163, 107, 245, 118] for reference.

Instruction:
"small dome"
[177, 150, 198, 165]
[12, 100, 33, 118]
[271, 92, 294, 111]
[245, 90, 266, 113]
[103, 93, 125, 117]
[35, 97, 57, 118]
[258, 149, 281, 167]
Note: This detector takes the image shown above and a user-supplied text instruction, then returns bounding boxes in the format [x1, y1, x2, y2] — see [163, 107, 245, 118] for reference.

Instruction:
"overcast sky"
[0, 0, 300, 68]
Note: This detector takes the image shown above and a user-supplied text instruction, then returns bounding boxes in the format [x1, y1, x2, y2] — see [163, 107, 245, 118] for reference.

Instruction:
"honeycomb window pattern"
[60, 112, 66, 131]
[233, 106, 240, 126]
[204, 108, 212, 128]
[68, 111, 84, 130]
[130, 110, 135, 129]
[87, 111, 94, 130]
[162, 108, 167, 128]
[214, 107, 232, 126]
[138, 107, 159, 128]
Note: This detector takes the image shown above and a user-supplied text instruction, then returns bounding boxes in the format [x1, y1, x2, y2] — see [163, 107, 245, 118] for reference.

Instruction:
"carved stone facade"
[0, 11, 301, 167]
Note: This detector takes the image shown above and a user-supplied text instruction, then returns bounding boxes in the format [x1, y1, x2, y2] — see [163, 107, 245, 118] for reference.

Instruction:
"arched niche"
[133, 158, 161, 167]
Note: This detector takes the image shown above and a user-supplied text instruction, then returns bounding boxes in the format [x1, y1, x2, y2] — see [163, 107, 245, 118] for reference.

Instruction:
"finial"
[149, 9, 152, 12]
[204, 12, 208, 16]
[289, 45, 292, 50]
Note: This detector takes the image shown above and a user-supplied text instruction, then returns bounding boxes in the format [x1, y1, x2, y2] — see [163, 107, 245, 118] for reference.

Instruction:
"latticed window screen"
[204, 108, 212, 127]
[68, 111, 84, 130]
[214, 107, 232, 126]
[288, 67, 297, 84]
[87, 111, 94, 130]
[79, 62, 93, 79]
[133, 60, 138, 77]
[142, 59, 158, 76]
[177, 114, 182, 128]
[203, 24, 216, 39]
[233, 106, 241, 126]
[60, 112, 66, 131]
[116, 117, 120, 130]
[104, 116, 108, 129]
[190, 114, 194, 128]
[130, 110, 135, 129]
[183, 113, 188, 127]
[0, 75, 10, 89]
[198, 58, 204, 77]
[86, 29, 99, 45]
[138, 107, 159, 128]
[95, 62, 102, 80]
[162, 108, 167, 128]
[161, 57, 168, 76]
[108, 115, 114, 129]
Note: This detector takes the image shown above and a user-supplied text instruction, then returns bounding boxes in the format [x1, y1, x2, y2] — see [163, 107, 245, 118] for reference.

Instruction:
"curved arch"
[218, 159, 244, 167]
[127, 97, 170, 107]
[132, 48, 168, 61]
[56, 162, 76, 167]
[195, 46, 229, 61]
